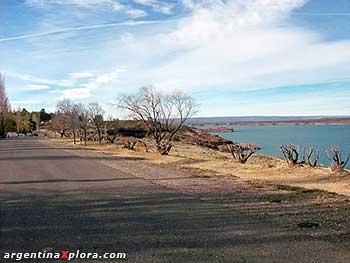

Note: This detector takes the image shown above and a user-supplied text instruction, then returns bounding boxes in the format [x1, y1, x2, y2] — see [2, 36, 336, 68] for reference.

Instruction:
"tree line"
[1, 72, 197, 156]
[53, 100, 105, 146]
[52, 86, 197, 155]
[0, 73, 55, 137]
[1, 71, 348, 171]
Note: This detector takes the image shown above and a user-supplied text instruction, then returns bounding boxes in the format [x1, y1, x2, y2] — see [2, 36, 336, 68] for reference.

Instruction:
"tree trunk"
[73, 129, 76, 144]
[60, 129, 66, 138]
[287, 159, 297, 167]
[331, 163, 344, 173]
[156, 142, 172, 155]
[98, 129, 102, 145]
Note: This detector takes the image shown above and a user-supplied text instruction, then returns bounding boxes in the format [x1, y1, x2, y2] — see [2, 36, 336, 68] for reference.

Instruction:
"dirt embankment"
[51, 137, 350, 197]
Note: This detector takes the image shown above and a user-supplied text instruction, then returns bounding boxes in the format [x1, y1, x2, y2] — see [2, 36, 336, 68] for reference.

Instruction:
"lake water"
[201, 125, 350, 166]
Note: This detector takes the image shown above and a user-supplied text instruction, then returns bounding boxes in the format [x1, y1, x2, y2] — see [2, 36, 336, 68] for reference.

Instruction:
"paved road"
[1, 138, 350, 262]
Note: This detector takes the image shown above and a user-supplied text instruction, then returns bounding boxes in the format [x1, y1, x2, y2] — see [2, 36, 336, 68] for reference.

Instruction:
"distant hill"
[188, 116, 350, 125]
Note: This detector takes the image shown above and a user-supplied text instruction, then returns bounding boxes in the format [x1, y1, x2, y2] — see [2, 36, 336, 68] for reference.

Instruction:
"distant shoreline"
[190, 117, 350, 126]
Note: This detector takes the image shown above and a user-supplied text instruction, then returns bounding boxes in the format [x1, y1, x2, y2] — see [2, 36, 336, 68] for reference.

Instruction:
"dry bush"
[326, 146, 350, 172]
[121, 137, 149, 152]
[106, 134, 118, 144]
[137, 139, 149, 152]
[280, 144, 300, 167]
[228, 143, 261, 164]
[302, 146, 319, 167]
[124, 137, 138, 150]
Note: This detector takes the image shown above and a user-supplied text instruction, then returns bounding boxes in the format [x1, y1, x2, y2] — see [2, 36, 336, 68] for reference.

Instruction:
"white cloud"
[3, 71, 73, 87]
[0, 20, 162, 43]
[125, 9, 148, 18]
[25, 0, 149, 18]
[25, 84, 51, 91]
[133, 0, 175, 14]
[169, 0, 307, 48]
[5, 0, 350, 116]
[12, 99, 40, 105]
[83, 67, 127, 88]
[61, 88, 92, 99]
[60, 67, 127, 99]
[69, 72, 96, 79]
[27, 0, 114, 7]
[117, 0, 350, 93]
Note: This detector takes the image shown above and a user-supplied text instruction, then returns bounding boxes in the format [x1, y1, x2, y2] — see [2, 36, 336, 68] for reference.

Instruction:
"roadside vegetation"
[0, 73, 48, 138]
[1, 71, 349, 195]
[280, 144, 349, 173]
[52, 136, 350, 196]
[119, 86, 197, 155]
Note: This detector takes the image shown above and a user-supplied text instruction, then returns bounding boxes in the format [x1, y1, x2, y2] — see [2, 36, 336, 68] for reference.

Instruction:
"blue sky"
[1, 0, 350, 117]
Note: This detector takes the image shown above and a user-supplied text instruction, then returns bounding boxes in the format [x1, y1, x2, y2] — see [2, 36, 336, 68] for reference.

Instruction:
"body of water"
[202, 125, 350, 166]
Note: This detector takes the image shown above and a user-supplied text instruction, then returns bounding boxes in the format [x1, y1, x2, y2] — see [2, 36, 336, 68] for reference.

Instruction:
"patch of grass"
[277, 184, 323, 195]
[297, 221, 320, 228]
[277, 184, 302, 191]
[261, 193, 290, 204]
[253, 154, 275, 160]
[267, 198, 283, 203]
[246, 179, 272, 189]
[299, 188, 321, 194]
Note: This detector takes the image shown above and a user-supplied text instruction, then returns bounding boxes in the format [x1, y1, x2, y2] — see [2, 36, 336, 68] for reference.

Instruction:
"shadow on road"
[0, 155, 145, 161]
[1, 139, 350, 262]
[1, 188, 350, 262]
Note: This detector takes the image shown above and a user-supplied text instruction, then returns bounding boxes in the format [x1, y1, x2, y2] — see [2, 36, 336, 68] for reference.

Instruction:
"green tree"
[39, 108, 52, 122]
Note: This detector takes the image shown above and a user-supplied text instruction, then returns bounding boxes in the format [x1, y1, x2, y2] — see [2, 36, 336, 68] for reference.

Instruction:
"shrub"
[326, 146, 350, 172]
[228, 143, 261, 163]
[302, 146, 319, 167]
[280, 144, 300, 167]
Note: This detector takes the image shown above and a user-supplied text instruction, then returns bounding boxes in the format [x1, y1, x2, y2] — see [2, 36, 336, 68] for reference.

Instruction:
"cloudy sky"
[1, 0, 350, 117]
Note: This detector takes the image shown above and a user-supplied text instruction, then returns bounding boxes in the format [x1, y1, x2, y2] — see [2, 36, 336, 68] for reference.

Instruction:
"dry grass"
[51, 138, 350, 196]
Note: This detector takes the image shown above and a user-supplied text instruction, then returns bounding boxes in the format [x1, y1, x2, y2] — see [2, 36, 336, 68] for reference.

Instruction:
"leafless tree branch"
[280, 144, 300, 167]
[326, 146, 350, 172]
[302, 145, 319, 167]
[119, 86, 197, 155]
[228, 143, 261, 164]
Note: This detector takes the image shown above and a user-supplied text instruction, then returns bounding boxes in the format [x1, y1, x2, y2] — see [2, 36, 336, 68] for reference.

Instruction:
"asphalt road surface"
[1, 138, 350, 262]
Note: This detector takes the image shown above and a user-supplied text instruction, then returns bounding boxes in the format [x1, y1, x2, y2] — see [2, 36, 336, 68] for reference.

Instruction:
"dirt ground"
[51, 138, 350, 197]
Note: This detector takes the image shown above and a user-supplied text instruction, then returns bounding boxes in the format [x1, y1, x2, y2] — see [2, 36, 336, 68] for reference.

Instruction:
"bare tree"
[280, 144, 300, 167]
[302, 146, 319, 167]
[51, 112, 69, 138]
[76, 104, 90, 146]
[31, 112, 40, 129]
[326, 146, 349, 172]
[0, 74, 10, 138]
[228, 143, 261, 163]
[88, 102, 105, 145]
[56, 99, 80, 144]
[119, 86, 197, 155]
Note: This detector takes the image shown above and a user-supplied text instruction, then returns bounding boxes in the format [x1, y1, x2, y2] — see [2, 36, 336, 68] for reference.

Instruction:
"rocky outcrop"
[181, 131, 233, 150]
